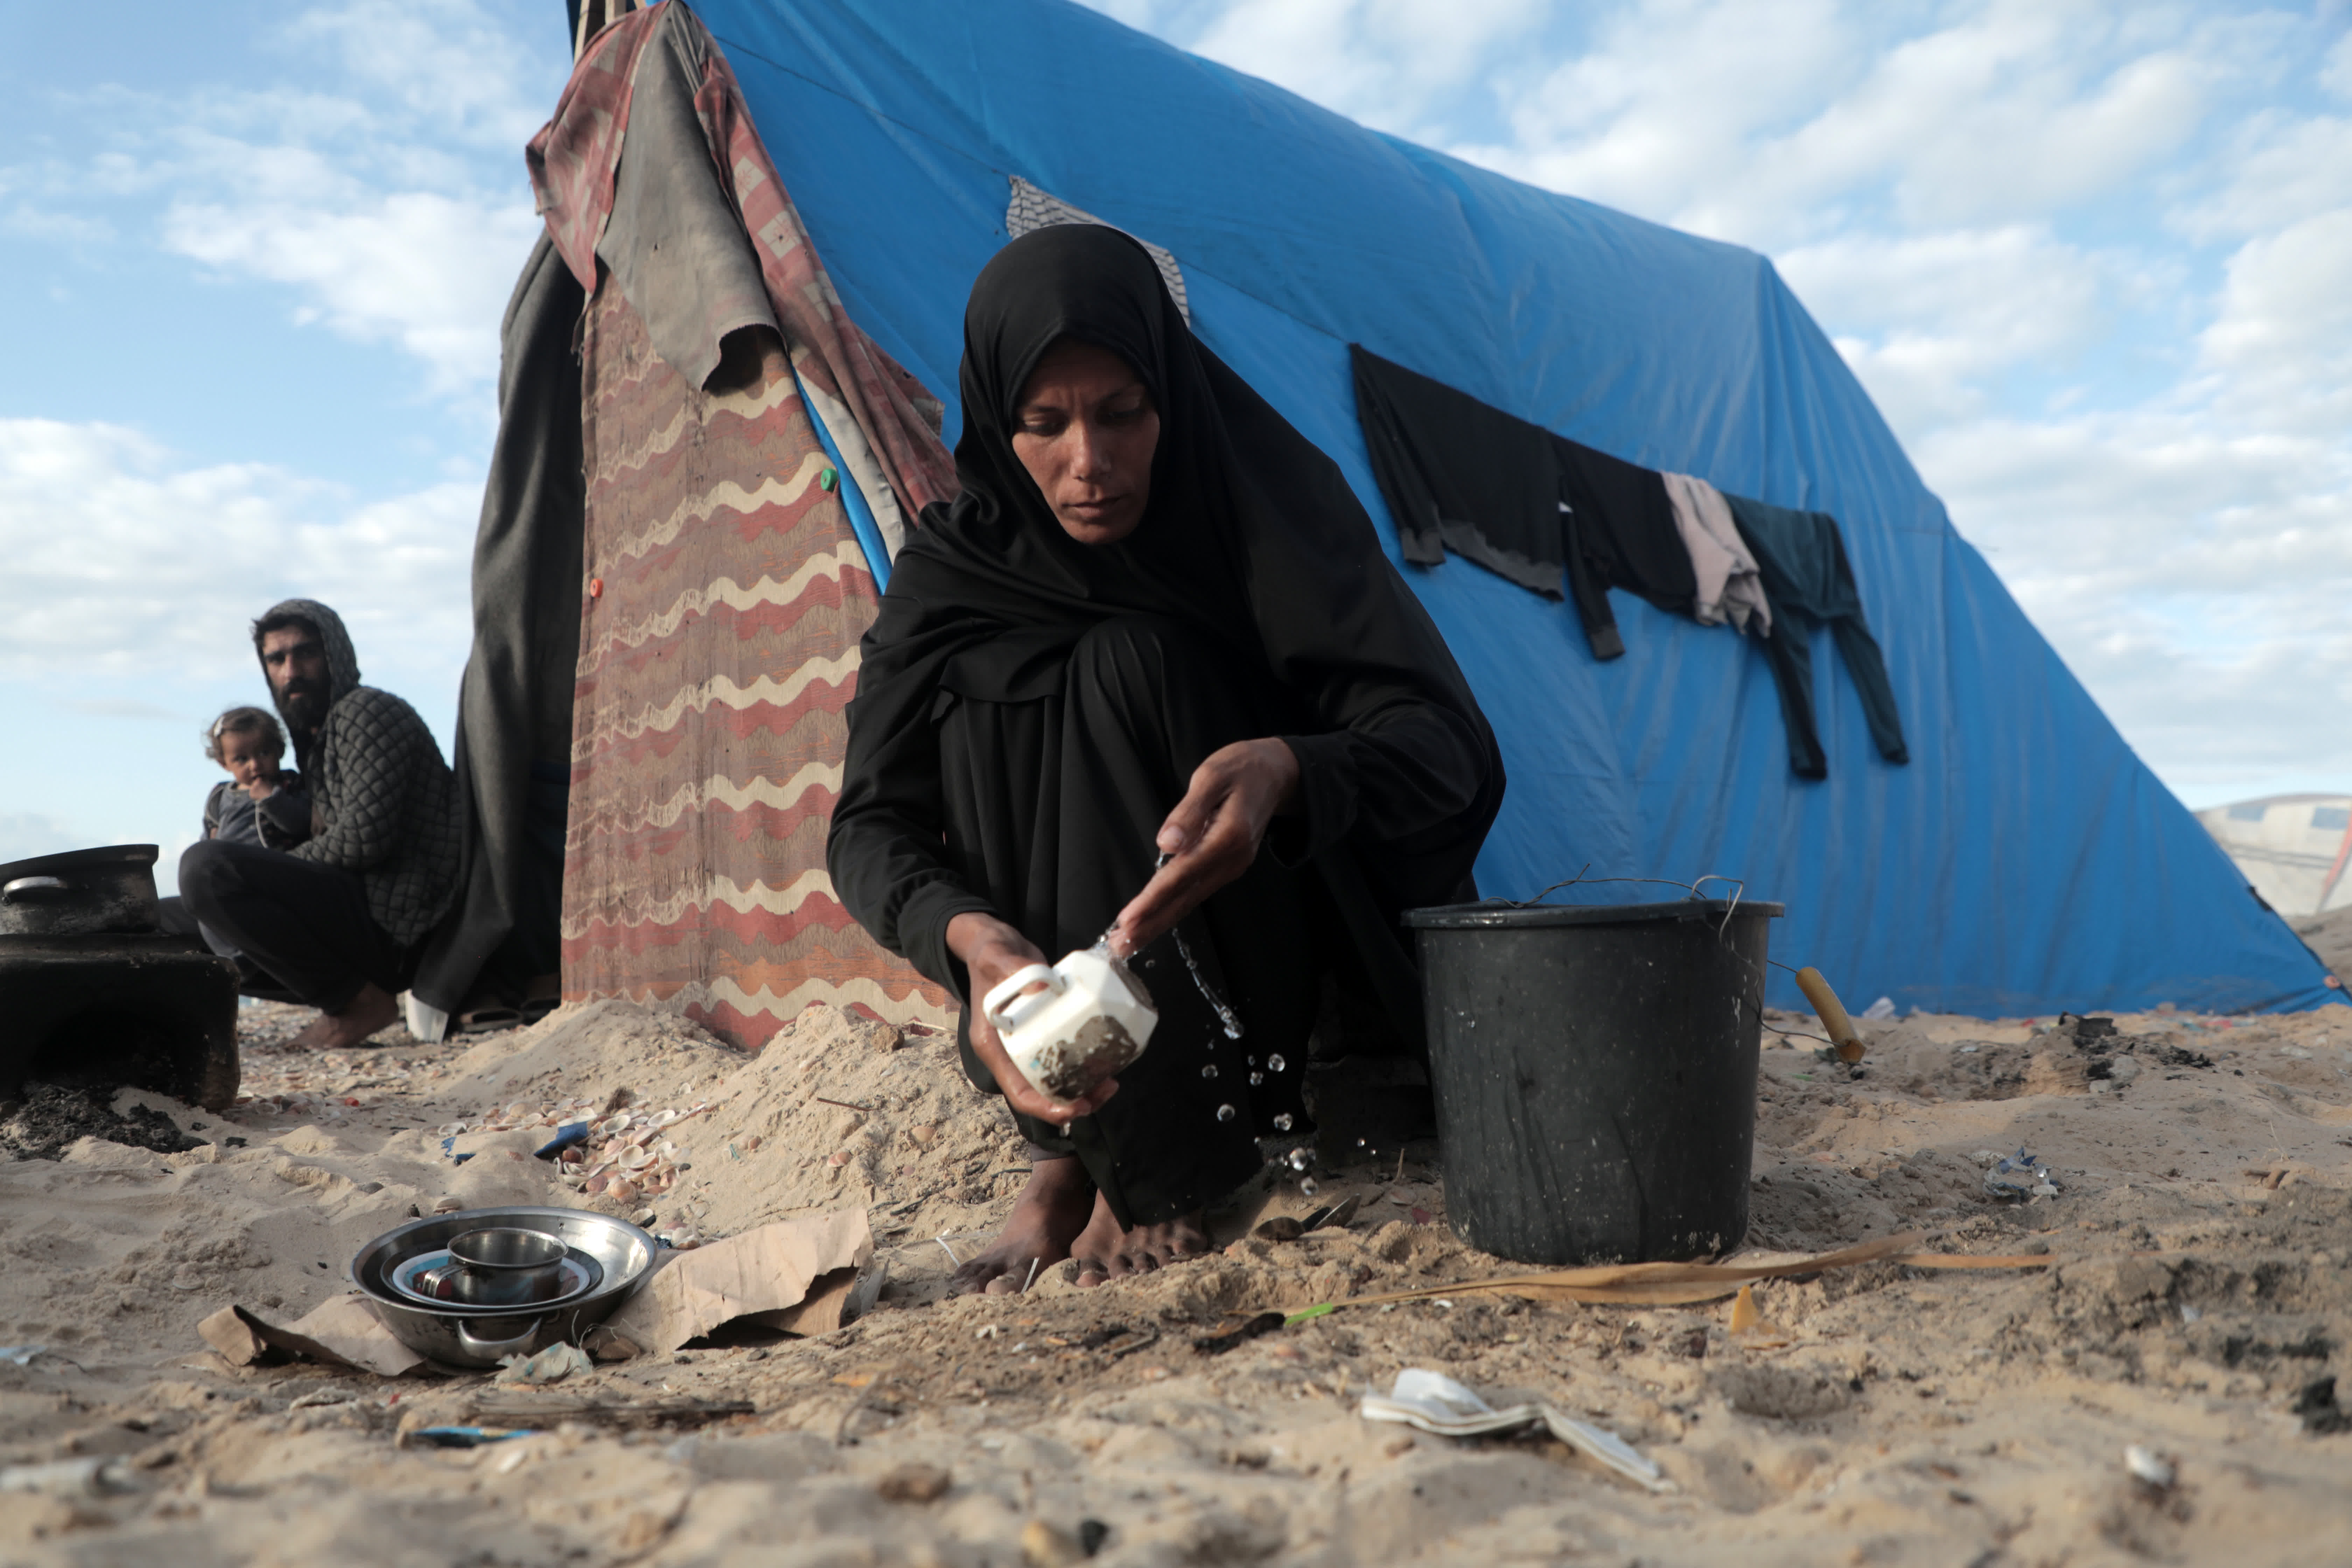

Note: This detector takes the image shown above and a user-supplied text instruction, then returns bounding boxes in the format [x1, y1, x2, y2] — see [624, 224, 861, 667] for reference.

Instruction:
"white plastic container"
[981, 944, 1157, 1101]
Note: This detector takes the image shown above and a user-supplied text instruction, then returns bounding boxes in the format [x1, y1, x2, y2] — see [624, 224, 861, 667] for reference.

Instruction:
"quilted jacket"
[258, 598, 461, 947]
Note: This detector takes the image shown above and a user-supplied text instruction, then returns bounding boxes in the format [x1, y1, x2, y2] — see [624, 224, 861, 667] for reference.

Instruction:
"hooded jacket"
[255, 598, 462, 947]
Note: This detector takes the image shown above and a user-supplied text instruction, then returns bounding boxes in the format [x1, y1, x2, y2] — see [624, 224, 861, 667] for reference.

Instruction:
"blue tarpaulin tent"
[677, 0, 2337, 1016]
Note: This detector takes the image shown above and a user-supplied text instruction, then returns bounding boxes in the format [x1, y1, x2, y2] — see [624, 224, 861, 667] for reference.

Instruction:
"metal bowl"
[349, 1206, 657, 1370]
[387, 1245, 604, 1308]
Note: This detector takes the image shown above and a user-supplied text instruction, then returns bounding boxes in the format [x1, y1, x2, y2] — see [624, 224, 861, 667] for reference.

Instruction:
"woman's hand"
[1106, 738, 1300, 958]
[947, 911, 1120, 1124]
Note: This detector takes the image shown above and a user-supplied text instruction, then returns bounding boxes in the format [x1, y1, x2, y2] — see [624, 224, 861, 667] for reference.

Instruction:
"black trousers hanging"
[935, 615, 1329, 1225]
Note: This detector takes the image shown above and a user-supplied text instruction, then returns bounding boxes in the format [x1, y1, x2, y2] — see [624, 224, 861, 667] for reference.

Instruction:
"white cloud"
[1777, 225, 2126, 425]
[0, 0, 556, 402]
[0, 418, 475, 683]
[2198, 207, 2352, 436]
[1922, 407, 2352, 796]
[1186, 0, 1550, 133]
[2173, 112, 2352, 241]
[1444, 0, 2241, 248]
[286, 0, 558, 150]
[165, 184, 538, 395]
[2324, 26, 2352, 100]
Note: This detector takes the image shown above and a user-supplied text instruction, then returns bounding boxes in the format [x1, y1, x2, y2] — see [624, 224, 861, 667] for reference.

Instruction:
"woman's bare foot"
[949, 1155, 1096, 1295]
[291, 981, 399, 1049]
[1070, 1192, 1210, 1286]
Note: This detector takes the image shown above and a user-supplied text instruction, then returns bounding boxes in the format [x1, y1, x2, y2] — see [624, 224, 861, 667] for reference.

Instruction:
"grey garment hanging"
[1724, 495, 1908, 778]
[594, 3, 778, 392]
[1661, 472, 1770, 634]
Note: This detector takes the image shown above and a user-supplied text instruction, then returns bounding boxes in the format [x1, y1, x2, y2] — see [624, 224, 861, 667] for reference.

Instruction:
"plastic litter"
[404, 1426, 537, 1449]
[1361, 1370, 1667, 1492]
[0, 1346, 45, 1367]
[1861, 996, 1897, 1020]
[534, 1121, 592, 1160]
[497, 1342, 594, 1386]
[1984, 1146, 2059, 1199]
[0, 1457, 134, 1497]
[2124, 1444, 2175, 1489]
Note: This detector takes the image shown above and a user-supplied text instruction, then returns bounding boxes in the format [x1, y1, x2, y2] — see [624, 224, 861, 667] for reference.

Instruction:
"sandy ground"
[3, 992, 2350, 1566]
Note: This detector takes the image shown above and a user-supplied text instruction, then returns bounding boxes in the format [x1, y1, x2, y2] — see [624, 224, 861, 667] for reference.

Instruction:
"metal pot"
[349, 1206, 657, 1370]
[0, 845, 161, 939]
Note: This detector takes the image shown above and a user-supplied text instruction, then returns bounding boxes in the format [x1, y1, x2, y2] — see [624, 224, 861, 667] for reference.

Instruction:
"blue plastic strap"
[794, 367, 892, 591]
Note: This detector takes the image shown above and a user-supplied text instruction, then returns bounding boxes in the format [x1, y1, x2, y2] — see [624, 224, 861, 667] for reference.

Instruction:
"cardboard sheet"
[200, 1296, 430, 1378]
[602, 1209, 873, 1355]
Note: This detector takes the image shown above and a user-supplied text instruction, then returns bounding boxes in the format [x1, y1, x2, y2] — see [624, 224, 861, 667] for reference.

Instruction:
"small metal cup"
[414, 1227, 568, 1307]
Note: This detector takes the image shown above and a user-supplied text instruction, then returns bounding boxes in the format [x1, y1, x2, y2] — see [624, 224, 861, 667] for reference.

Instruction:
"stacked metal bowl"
[350, 1206, 658, 1369]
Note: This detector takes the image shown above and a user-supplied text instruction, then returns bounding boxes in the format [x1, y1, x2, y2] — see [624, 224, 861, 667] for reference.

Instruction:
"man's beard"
[279, 680, 328, 734]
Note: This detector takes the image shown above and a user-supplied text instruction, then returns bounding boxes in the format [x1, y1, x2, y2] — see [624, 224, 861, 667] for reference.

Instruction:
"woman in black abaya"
[827, 225, 1503, 1290]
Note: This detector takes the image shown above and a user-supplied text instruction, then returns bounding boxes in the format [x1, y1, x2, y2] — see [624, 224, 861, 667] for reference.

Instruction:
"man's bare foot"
[1070, 1192, 1210, 1286]
[291, 982, 399, 1049]
[949, 1154, 1095, 1296]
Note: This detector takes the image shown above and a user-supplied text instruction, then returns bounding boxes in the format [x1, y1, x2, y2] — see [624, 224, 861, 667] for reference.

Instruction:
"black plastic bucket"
[1405, 897, 1782, 1265]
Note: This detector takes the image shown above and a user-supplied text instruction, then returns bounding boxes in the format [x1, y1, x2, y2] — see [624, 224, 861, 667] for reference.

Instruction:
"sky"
[1, 0, 2347, 888]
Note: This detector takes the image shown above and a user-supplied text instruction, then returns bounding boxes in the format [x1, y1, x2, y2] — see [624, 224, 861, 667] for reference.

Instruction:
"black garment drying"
[412, 235, 585, 1017]
[828, 226, 1504, 1224]
[1348, 344, 1692, 660]
[1350, 345, 1561, 595]
[1725, 495, 1909, 778]
[1552, 434, 1694, 658]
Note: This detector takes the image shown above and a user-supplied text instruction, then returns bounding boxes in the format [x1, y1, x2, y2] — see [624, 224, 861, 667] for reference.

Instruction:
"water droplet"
[1200, 1064, 1218, 1079]
[1274, 1113, 1295, 1133]
[1300, 1178, 1318, 1196]
[1267, 1054, 1287, 1073]
[1215, 1104, 1236, 1123]
[1286, 1147, 1308, 1169]
[1249, 1072, 1264, 1086]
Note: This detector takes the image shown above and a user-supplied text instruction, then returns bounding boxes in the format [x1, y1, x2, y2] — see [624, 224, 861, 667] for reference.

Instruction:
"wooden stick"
[1315, 1233, 2053, 1311]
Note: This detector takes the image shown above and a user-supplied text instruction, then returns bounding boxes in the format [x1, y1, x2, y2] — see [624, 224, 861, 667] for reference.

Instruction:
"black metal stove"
[0, 845, 239, 1112]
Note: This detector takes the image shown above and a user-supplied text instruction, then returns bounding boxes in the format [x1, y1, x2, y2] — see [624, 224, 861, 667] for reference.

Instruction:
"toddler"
[202, 706, 312, 850]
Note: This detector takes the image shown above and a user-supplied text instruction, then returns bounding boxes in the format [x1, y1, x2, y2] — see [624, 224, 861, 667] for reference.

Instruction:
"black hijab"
[867, 224, 1501, 821]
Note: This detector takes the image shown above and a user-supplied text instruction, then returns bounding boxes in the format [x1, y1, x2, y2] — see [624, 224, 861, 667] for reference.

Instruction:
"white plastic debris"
[2124, 1444, 2175, 1489]
[1984, 1146, 2057, 1200]
[0, 1457, 134, 1498]
[1360, 1369, 1668, 1492]
[1861, 996, 1897, 1021]
[0, 1346, 46, 1367]
[496, 1342, 594, 1386]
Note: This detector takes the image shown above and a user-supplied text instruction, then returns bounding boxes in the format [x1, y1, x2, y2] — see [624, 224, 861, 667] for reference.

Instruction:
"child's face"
[218, 731, 281, 789]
